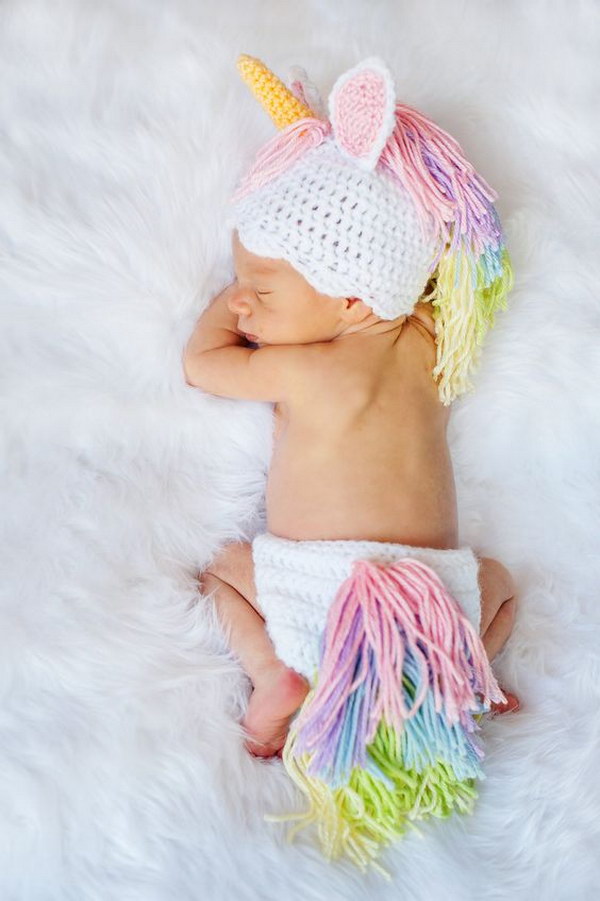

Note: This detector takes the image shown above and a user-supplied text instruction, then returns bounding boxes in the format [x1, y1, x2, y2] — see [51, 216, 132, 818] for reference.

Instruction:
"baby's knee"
[478, 556, 516, 605]
[206, 540, 253, 584]
[497, 594, 517, 627]
[477, 556, 518, 637]
[204, 540, 257, 608]
[198, 570, 221, 595]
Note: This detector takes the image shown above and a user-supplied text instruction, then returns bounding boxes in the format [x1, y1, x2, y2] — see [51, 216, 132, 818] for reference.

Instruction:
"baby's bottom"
[199, 542, 518, 756]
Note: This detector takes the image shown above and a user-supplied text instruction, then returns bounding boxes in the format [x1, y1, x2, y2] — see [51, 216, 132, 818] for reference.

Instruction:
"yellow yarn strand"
[236, 54, 315, 131]
[264, 711, 483, 880]
[430, 242, 514, 406]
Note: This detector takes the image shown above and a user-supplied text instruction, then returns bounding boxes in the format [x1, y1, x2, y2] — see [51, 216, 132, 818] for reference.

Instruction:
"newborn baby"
[183, 52, 521, 873]
[183, 228, 520, 758]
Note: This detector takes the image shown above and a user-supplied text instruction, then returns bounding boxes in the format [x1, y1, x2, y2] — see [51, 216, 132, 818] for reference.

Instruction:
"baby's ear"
[341, 295, 369, 321]
[344, 296, 364, 313]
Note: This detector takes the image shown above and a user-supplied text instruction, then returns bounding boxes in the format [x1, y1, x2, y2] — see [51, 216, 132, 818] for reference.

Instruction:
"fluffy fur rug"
[1, 1, 598, 898]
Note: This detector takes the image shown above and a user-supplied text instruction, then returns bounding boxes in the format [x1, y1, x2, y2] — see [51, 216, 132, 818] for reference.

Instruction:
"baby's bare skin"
[193, 235, 520, 757]
[267, 302, 457, 547]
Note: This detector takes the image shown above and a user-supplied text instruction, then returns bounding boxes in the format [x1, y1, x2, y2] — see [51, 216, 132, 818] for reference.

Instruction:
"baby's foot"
[490, 689, 520, 715]
[242, 662, 310, 758]
[477, 687, 521, 716]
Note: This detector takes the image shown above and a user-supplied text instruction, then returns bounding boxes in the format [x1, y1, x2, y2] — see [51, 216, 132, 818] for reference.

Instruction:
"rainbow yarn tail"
[264, 557, 506, 881]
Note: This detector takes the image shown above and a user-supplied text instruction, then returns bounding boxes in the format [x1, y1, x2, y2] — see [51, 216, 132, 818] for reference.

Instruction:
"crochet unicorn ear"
[328, 56, 397, 171]
[287, 64, 326, 119]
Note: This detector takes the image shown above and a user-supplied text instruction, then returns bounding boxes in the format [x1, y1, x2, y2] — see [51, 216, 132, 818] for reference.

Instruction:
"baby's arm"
[183, 283, 245, 355]
[182, 287, 310, 403]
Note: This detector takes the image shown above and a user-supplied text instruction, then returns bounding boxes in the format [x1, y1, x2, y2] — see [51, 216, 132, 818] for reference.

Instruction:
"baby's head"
[229, 229, 407, 346]
[228, 54, 514, 403]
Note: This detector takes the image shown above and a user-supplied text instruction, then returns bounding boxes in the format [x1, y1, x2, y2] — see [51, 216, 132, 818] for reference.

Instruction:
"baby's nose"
[227, 288, 251, 314]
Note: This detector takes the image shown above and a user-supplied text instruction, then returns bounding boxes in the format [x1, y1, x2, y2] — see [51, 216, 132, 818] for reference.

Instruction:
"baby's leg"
[478, 556, 518, 661]
[200, 542, 309, 757]
[477, 556, 520, 713]
[200, 570, 280, 678]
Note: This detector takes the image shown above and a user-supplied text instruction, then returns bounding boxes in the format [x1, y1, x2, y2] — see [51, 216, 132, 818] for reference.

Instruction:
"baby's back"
[266, 304, 459, 549]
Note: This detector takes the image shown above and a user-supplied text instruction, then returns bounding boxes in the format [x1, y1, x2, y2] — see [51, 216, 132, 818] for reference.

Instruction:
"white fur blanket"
[2, 2, 598, 898]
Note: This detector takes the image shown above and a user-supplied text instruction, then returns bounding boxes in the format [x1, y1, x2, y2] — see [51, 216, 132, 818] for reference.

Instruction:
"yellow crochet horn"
[236, 53, 315, 130]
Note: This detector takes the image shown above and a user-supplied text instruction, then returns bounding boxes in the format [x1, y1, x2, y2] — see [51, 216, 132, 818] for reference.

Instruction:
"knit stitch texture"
[231, 139, 438, 320]
[251, 532, 482, 681]
[232, 138, 440, 319]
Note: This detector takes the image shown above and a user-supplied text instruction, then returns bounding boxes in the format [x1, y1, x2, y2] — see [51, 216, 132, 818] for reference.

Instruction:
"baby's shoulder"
[279, 340, 338, 402]
[283, 338, 362, 407]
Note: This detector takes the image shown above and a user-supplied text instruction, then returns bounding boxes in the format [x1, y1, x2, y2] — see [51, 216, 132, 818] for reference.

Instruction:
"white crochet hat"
[230, 128, 437, 320]
[228, 54, 514, 405]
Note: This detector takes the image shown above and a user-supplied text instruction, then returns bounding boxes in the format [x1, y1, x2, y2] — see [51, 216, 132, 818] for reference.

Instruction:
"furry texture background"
[1, 1, 599, 898]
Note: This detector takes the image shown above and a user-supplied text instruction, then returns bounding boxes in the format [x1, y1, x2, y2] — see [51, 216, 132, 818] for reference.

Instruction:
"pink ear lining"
[334, 72, 385, 158]
[328, 57, 397, 171]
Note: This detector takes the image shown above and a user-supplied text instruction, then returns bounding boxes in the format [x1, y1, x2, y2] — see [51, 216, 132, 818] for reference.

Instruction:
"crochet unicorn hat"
[228, 53, 514, 406]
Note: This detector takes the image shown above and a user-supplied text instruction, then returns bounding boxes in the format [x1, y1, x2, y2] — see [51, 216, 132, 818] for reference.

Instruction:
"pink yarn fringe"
[295, 557, 504, 745]
[230, 116, 332, 204]
[379, 102, 501, 256]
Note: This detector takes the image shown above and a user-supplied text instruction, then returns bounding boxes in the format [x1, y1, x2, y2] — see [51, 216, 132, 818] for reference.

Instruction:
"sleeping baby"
[183, 54, 520, 876]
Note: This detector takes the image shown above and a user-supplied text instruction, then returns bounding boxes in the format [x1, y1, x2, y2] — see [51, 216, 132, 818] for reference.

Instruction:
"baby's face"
[228, 229, 355, 346]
